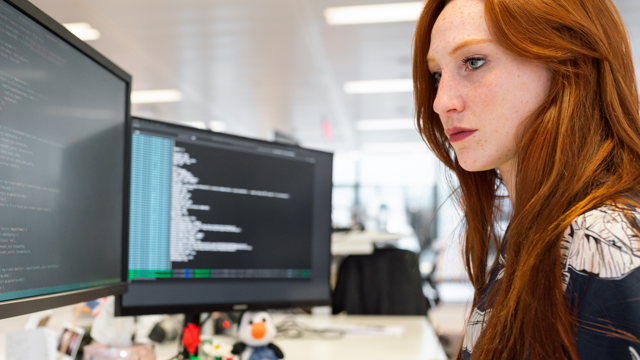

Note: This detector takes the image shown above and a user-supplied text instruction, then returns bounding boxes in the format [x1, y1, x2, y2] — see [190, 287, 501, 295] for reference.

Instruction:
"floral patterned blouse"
[461, 204, 640, 359]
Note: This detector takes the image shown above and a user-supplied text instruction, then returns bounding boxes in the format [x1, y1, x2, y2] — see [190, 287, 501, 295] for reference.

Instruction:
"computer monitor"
[117, 117, 333, 316]
[0, 0, 130, 319]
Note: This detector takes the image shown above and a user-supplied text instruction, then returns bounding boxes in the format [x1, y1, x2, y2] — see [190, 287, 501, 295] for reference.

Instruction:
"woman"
[413, 0, 640, 359]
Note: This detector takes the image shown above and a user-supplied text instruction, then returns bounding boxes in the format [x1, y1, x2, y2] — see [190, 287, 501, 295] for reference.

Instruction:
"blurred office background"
[27, 0, 640, 355]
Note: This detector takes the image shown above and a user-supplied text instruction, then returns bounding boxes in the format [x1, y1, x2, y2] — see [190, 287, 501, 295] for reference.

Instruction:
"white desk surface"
[274, 315, 447, 360]
[156, 314, 448, 360]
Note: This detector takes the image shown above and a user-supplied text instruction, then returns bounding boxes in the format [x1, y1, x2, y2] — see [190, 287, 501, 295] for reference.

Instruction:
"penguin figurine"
[231, 311, 284, 360]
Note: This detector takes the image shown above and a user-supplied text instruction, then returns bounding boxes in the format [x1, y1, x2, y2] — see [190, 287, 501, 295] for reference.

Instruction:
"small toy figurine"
[201, 342, 234, 360]
[232, 311, 284, 360]
[182, 323, 201, 356]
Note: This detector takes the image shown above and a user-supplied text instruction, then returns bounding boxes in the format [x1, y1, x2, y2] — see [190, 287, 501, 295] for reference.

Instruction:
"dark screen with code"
[121, 118, 333, 312]
[0, 0, 126, 301]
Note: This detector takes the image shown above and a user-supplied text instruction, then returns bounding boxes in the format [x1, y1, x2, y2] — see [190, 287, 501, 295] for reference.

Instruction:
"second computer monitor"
[117, 118, 333, 315]
[0, 0, 129, 319]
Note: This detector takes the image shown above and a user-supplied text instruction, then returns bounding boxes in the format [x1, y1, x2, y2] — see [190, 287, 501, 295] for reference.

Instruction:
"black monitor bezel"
[0, 0, 131, 319]
[116, 117, 333, 316]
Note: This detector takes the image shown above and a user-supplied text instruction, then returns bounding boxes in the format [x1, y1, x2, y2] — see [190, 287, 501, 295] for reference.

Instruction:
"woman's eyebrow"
[426, 38, 492, 65]
[449, 38, 492, 56]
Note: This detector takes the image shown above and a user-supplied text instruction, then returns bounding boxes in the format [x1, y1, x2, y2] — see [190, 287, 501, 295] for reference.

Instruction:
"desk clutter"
[82, 343, 155, 360]
[2, 305, 447, 360]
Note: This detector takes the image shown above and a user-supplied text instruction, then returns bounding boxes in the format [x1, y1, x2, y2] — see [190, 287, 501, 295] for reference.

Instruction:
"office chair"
[332, 248, 428, 315]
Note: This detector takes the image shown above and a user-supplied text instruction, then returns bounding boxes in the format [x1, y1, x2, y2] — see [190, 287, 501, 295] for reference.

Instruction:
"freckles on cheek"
[473, 81, 497, 109]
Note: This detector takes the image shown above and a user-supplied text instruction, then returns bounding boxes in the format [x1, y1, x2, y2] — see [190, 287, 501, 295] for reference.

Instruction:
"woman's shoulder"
[561, 205, 640, 360]
[561, 203, 640, 283]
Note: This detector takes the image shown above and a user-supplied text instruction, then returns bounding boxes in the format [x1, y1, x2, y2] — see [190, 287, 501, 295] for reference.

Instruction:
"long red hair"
[413, 0, 640, 359]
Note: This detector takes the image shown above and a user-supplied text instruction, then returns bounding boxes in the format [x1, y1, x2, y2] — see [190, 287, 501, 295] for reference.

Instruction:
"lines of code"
[0, 1, 57, 115]
[0, 123, 60, 170]
[0, 121, 64, 295]
[0, 3, 66, 67]
[128, 128, 315, 280]
[170, 145, 255, 263]
[167, 140, 314, 274]
[128, 133, 172, 271]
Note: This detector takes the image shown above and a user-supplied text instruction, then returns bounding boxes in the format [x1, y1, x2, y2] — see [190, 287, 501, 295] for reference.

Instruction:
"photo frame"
[57, 323, 85, 360]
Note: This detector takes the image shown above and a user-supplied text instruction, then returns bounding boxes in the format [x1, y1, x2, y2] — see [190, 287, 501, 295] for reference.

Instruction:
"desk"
[0, 310, 447, 360]
[156, 315, 447, 360]
[274, 315, 447, 360]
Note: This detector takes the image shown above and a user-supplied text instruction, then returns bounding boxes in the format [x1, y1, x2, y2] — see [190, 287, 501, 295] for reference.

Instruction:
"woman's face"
[427, 0, 552, 173]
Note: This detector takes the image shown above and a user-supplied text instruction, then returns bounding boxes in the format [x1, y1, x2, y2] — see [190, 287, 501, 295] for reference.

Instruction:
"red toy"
[182, 323, 201, 355]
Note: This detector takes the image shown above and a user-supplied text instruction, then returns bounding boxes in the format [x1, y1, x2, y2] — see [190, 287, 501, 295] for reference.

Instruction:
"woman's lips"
[445, 126, 477, 143]
[449, 130, 477, 142]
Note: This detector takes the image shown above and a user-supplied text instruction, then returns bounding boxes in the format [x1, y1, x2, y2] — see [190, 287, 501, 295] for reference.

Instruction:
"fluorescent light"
[362, 142, 427, 153]
[356, 118, 415, 131]
[324, 2, 424, 25]
[181, 121, 208, 130]
[63, 22, 101, 41]
[131, 89, 182, 104]
[344, 79, 413, 94]
[209, 121, 227, 132]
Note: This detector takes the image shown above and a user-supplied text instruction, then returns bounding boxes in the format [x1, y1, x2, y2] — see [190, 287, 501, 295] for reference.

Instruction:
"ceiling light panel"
[356, 119, 415, 131]
[63, 22, 100, 41]
[344, 79, 413, 94]
[131, 90, 182, 104]
[324, 2, 425, 25]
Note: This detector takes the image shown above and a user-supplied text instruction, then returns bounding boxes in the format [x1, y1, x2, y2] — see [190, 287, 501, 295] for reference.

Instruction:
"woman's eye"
[463, 57, 486, 70]
[431, 72, 442, 84]
[468, 59, 485, 69]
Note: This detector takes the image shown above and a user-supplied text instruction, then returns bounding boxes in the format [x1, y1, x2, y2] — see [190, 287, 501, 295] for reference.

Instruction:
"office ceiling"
[27, 0, 640, 154]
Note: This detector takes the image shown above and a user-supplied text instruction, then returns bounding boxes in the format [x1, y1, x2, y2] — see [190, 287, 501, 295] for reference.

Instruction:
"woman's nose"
[432, 74, 465, 116]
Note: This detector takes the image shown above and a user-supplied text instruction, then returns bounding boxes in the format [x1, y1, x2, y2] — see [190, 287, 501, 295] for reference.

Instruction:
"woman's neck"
[498, 159, 517, 206]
